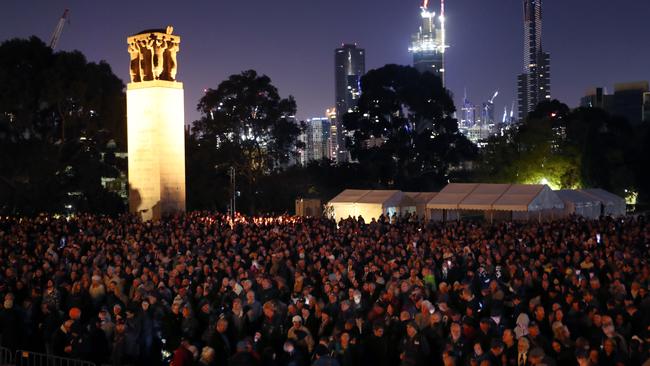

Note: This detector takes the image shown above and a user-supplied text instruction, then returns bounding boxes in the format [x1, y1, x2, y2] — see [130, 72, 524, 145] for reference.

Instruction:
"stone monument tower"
[127, 26, 185, 220]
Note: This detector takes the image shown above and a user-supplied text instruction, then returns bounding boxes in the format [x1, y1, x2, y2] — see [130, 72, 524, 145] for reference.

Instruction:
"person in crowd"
[208, 317, 231, 365]
[228, 340, 260, 366]
[400, 321, 430, 366]
[0, 293, 23, 351]
[287, 315, 315, 354]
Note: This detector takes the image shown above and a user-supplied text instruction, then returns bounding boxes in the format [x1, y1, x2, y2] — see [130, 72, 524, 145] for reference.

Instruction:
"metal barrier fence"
[13, 350, 96, 366]
[0, 347, 15, 365]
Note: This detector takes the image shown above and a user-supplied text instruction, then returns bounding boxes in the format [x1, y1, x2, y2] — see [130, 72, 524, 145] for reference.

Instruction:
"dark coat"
[400, 333, 430, 366]
[51, 327, 72, 358]
[0, 306, 24, 350]
[229, 351, 262, 366]
[208, 331, 232, 366]
[362, 334, 388, 366]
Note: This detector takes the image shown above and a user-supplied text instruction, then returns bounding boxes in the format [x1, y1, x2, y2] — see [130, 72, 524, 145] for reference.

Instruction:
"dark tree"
[0, 37, 126, 214]
[474, 100, 639, 199]
[636, 124, 650, 207]
[190, 70, 302, 213]
[342, 64, 477, 191]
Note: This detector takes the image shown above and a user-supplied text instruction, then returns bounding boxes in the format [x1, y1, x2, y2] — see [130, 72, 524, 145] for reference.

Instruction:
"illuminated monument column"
[127, 26, 186, 221]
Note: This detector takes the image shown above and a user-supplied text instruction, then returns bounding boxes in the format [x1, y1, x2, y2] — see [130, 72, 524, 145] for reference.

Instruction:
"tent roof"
[426, 183, 479, 209]
[356, 190, 402, 204]
[427, 183, 560, 212]
[492, 184, 547, 211]
[329, 189, 372, 204]
[581, 189, 625, 205]
[556, 190, 600, 205]
[328, 189, 406, 207]
[459, 184, 512, 210]
[404, 192, 438, 204]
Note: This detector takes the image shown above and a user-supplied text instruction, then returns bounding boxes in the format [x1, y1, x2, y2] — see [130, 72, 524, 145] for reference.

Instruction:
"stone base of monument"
[127, 80, 186, 221]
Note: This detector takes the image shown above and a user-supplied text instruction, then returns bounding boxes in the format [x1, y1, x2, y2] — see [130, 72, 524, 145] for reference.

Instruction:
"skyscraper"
[298, 117, 331, 165]
[409, 0, 447, 84]
[517, 0, 551, 122]
[326, 108, 338, 162]
[460, 90, 477, 130]
[581, 82, 649, 125]
[335, 44, 365, 163]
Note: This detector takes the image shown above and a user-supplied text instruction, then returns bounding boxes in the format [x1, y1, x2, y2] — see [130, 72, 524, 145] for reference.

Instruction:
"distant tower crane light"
[49, 9, 70, 50]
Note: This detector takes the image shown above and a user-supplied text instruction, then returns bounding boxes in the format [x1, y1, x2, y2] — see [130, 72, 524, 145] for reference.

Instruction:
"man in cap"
[528, 321, 551, 354]
[287, 315, 314, 353]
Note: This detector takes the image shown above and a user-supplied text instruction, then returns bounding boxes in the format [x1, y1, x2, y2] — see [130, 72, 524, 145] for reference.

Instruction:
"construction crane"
[49, 9, 70, 50]
[489, 90, 499, 104]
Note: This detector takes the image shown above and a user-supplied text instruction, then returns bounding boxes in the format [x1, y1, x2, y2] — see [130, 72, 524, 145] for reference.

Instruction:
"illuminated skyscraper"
[298, 117, 331, 165]
[409, 0, 447, 84]
[335, 44, 365, 163]
[460, 90, 477, 129]
[517, 0, 551, 121]
[326, 108, 338, 162]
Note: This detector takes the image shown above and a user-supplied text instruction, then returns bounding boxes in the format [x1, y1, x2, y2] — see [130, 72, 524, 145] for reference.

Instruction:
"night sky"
[2, 0, 648, 124]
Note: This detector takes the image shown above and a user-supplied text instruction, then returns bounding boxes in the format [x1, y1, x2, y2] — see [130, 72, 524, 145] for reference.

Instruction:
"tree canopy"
[0, 37, 126, 214]
[343, 64, 477, 191]
[188, 70, 303, 213]
[474, 100, 641, 199]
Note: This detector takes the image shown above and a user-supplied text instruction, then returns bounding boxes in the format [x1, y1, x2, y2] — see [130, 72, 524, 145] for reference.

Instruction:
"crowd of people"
[0, 211, 649, 366]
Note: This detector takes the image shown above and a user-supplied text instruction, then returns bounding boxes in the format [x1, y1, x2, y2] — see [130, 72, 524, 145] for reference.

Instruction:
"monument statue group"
[126, 26, 186, 221]
[127, 26, 180, 83]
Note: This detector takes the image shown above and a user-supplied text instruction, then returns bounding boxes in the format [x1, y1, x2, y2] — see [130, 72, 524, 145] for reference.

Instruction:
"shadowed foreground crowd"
[0, 212, 649, 366]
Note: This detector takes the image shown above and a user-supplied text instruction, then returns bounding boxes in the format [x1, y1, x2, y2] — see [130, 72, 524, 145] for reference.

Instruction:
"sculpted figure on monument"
[153, 37, 168, 80]
[128, 41, 141, 82]
[141, 38, 155, 81]
[166, 39, 180, 81]
[127, 26, 180, 83]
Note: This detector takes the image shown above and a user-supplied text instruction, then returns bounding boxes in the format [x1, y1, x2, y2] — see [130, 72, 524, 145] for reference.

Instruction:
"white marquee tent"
[556, 190, 601, 219]
[327, 190, 370, 220]
[426, 183, 565, 221]
[327, 190, 409, 221]
[581, 188, 626, 217]
[403, 192, 438, 218]
[493, 184, 565, 220]
[425, 183, 478, 221]
[458, 183, 511, 211]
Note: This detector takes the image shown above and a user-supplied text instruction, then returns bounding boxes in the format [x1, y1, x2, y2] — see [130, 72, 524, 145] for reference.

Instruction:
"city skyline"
[1, 0, 648, 124]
